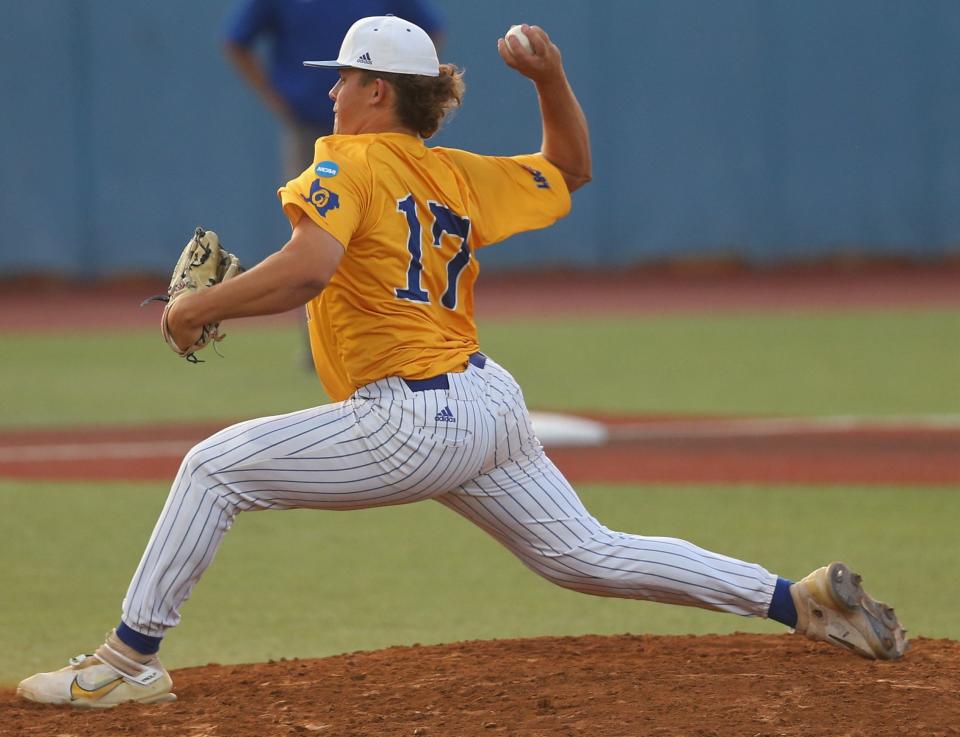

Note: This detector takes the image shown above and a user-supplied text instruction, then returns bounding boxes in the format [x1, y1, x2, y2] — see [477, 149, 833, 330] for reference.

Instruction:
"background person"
[223, 0, 445, 183]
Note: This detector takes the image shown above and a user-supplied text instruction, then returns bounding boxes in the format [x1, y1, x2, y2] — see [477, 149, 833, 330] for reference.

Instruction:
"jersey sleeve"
[277, 140, 370, 249]
[449, 152, 572, 247]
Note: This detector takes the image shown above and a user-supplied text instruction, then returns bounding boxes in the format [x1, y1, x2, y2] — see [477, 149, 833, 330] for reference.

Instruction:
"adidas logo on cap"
[355, 52, 373, 64]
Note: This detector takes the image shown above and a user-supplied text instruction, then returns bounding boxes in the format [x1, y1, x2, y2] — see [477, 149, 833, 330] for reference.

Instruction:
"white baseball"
[505, 25, 533, 54]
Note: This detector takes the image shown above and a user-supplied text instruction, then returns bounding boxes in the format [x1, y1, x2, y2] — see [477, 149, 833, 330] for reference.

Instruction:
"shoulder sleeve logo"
[302, 179, 341, 217]
[520, 164, 550, 190]
[314, 160, 339, 178]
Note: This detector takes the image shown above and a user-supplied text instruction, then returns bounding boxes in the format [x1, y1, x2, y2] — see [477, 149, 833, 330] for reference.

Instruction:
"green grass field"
[1, 308, 957, 685]
[1, 309, 957, 427]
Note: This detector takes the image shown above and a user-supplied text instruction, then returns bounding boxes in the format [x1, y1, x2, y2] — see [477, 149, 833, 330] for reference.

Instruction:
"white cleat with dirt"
[17, 653, 176, 708]
[791, 561, 908, 660]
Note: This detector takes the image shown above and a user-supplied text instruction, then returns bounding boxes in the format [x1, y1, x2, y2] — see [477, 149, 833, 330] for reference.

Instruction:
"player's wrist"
[532, 67, 569, 93]
[165, 294, 206, 345]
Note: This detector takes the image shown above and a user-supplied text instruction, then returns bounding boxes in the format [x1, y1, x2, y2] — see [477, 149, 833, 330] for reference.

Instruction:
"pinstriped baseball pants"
[121, 357, 778, 637]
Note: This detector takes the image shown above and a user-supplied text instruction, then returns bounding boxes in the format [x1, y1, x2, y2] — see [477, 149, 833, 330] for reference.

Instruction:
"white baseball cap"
[303, 15, 439, 77]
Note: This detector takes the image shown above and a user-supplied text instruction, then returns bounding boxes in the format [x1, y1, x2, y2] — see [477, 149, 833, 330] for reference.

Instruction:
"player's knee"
[178, 444, 231, 499]
[534, 555, 625, 598]
[530, 527, 623, 591]
[180, 443, 209, 478]
[524, 551, 592, 590]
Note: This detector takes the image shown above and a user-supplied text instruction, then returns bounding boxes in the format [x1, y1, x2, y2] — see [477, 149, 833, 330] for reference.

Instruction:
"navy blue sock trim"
[767, 577, 798, 628]
[116, 621, 162, 655]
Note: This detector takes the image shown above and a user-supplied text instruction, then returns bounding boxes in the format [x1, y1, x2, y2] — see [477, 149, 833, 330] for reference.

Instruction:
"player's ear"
[371, 78, 389, 105]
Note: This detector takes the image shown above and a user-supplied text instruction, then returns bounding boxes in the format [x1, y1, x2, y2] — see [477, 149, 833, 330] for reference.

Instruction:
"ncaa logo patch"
[314, 160, 339, 178]
[302, 179, 340, 218]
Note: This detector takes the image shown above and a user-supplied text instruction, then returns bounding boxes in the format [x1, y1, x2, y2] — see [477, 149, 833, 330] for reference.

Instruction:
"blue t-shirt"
[224, 0, 445, 129]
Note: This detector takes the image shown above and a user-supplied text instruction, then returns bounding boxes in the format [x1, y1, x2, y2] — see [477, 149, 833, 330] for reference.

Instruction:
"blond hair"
[360, 64, 465, 139]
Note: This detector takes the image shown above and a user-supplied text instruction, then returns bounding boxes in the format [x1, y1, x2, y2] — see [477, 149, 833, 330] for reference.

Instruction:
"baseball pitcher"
[19, 17, 906, 708]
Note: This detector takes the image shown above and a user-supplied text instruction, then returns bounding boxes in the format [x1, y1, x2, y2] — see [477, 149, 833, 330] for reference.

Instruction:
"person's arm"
[224, 41, 293, 120]
[165, 216, 344, 351]
[497, 25, 592, 193]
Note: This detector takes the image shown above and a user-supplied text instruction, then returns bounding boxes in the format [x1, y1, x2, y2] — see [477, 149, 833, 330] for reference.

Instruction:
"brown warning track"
[3, 634, 959, 737]
[555, 425, 960, 485]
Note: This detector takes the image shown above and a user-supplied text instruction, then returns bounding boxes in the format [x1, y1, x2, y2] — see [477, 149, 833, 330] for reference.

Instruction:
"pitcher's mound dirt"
[5, 634, 959, 737]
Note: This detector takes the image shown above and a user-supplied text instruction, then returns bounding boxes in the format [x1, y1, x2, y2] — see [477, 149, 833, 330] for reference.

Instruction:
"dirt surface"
[551, 425, 960, 485]
[4, 634, 959, 737]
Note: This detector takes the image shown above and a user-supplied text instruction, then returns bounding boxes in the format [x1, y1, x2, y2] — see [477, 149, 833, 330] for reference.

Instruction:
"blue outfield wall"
[1, 0, 959, 277]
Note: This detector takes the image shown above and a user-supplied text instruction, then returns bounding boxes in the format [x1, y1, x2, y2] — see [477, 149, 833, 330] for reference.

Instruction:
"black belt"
[403, 352, 486, 392]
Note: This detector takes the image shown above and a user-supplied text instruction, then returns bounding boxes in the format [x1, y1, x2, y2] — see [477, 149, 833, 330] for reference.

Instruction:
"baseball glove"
[143, 227, 242, 363]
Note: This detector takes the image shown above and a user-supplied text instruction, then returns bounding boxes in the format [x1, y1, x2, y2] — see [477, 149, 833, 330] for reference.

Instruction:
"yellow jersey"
[278, 132, 571, 401]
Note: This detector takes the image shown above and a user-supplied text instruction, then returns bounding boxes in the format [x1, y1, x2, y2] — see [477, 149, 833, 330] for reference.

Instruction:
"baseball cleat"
[791, 561, 908, 660]
[17, 653, 176, 708]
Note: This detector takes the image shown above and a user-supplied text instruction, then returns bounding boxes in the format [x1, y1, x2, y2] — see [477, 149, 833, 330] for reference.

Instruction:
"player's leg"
[18, 375, 496, 707]
[438, 451, 777, 617]
[436, 357, 774, 614]
[437, 357, 906, 659]
[439, 450, 906, 658]
[121, 381, 492, 642]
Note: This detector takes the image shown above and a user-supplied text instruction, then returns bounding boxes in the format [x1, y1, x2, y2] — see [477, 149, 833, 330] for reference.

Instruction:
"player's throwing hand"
[498, 24, 563, 83]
